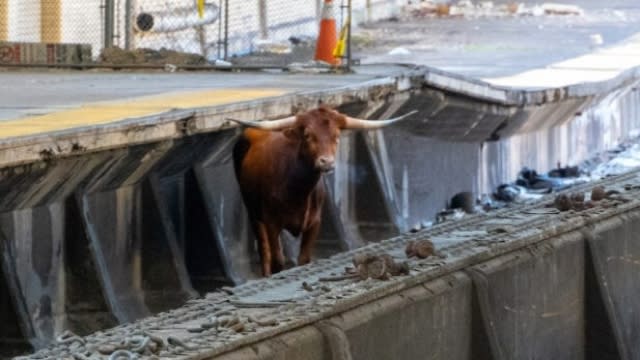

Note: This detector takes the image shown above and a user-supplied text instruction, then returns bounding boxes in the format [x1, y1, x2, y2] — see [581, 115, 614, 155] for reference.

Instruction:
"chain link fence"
[0, 0, 400, 67]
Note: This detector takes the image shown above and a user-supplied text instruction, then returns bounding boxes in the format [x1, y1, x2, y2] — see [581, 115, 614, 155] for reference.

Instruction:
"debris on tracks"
[353, 253, 410, 280]
[319, 252, 410, 282]
[553, 192, 593, 212]
[405, 239, 438, 259]
[552, 185, 631, 212]
[591, 185, 607, 201]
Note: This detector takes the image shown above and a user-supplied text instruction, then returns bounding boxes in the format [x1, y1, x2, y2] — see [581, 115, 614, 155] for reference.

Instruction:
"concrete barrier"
[0, 41, 91, 65]
[167, 191, 640, 360]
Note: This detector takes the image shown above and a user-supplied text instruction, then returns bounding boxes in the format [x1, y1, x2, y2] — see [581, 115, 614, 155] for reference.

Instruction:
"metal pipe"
[134, 5, 219, 33]
[347, 0, 352, 71]
[104, 0, 115, 48]
[258, 0, 268, 39]
[217, 0, 223, 59]
[224, 0, 229, 59]
[124, 0, 132, 49]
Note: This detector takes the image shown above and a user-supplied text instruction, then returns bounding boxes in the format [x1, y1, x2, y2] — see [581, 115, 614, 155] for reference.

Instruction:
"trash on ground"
[403, 1, 585, 19]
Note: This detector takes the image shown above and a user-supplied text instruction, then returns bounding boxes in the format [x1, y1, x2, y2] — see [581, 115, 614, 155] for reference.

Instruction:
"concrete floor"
[0, 65, 408, 121]
[355, 0, 640, 78]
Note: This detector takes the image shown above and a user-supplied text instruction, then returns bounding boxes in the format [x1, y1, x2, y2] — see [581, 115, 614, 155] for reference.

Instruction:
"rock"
[405, 240, 417, 258]
[415, 239, 436, 258]
[591, 186, 606, 201]
[353, 252, 375, 267]
[554, 194, 573, 212]
[406, 239, 436, 259]
[449, 191, 475, 214]
[570, 192, 585, 204]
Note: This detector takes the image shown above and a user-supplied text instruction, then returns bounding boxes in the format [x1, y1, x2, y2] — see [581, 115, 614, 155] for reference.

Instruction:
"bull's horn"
[344, 110, 418, 129]
[226, 116, 297, 130]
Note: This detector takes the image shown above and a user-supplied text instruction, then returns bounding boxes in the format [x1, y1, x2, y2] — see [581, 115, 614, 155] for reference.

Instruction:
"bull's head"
[228, 106, 417, 172]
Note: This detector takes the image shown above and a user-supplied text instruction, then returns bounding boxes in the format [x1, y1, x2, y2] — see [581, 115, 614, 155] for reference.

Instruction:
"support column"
[103, 0, 115, 48]
[258, 0, 267, 39]
[0, 0, 7, 41]
[40, 0, 61, 43]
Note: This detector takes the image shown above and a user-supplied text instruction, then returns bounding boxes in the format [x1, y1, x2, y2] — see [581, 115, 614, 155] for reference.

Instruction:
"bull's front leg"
[255, 220, 286, 275]
[252, 221, 273, 276]
[266, 224, 286, 274]
[298, 219, 321, 266]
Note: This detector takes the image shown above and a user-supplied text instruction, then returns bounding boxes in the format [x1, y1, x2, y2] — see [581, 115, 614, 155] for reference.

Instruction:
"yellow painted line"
[0, 88, 286, 138]
[41, 0, 61, 42]
[0, 0, 7, 41]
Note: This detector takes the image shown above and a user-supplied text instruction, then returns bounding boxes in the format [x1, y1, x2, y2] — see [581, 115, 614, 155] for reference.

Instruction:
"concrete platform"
[0, 65, 408, 122]
[487, 34, 640, 88]
[0, 31, 638, 176]
[358, 0, 640, 78]
[1, 28, 640, 146]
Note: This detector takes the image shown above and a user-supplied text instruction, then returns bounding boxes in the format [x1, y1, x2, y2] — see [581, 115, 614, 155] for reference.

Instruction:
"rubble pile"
[352, 253, 411, 280]
[99, 47, 207, 66]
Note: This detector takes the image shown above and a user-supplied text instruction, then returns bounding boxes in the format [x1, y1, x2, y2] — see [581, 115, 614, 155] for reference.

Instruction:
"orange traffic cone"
[314, 0, 340, 65]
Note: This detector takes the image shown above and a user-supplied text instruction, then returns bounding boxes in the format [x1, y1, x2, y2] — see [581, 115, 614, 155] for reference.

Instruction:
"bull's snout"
[316, 156, 335, 172]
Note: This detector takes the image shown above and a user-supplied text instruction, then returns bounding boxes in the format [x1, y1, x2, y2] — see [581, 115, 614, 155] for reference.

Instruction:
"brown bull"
[229, 106, 416, 276]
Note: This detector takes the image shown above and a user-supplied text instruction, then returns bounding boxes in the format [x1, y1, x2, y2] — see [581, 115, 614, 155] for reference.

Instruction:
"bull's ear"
[282, 127, 300, 139]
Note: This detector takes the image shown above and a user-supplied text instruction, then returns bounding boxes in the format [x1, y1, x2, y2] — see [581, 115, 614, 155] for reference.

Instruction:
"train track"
[19, 170, 640, 360]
